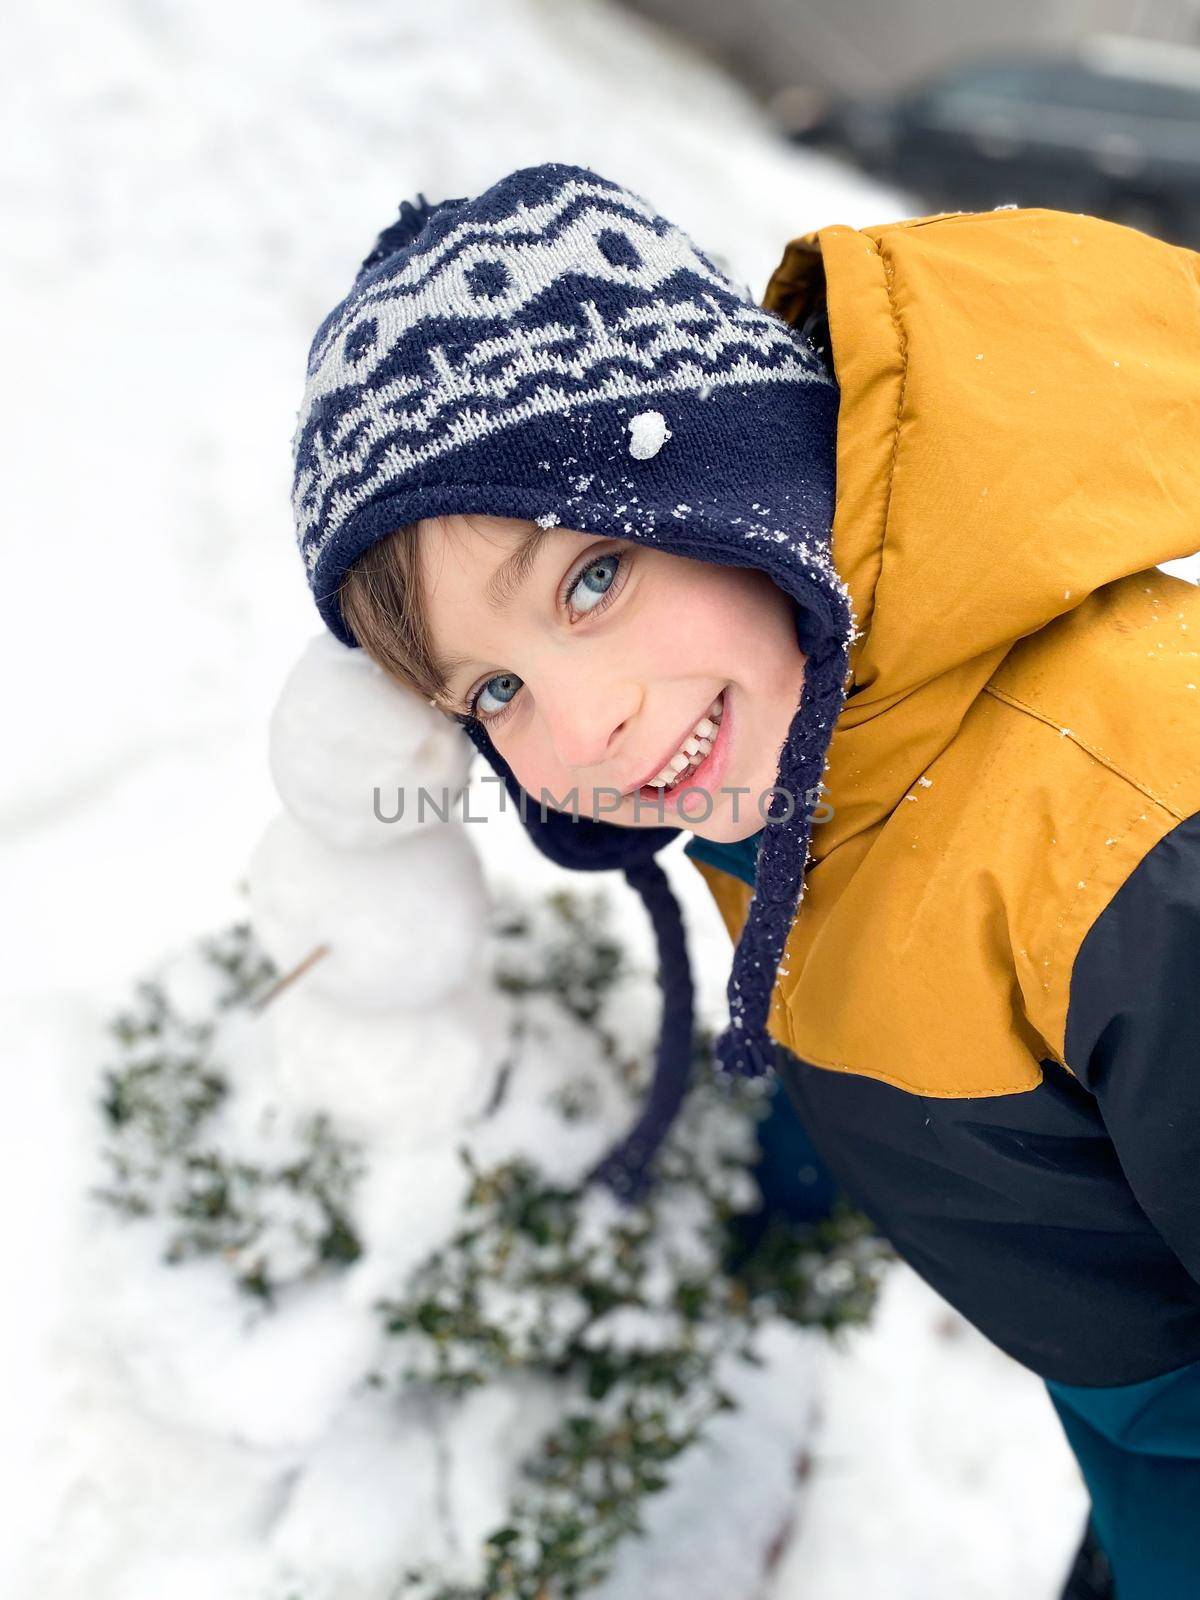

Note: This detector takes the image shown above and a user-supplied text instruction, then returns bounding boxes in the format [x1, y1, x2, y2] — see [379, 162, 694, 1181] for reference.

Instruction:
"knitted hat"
[290, 162, 855, 1199]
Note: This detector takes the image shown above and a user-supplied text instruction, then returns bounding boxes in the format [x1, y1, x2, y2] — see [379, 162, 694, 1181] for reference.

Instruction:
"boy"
[291, 163, 1200, 1598]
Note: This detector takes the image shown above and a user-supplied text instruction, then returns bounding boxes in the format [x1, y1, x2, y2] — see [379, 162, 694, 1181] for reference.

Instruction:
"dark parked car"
[787, 35, 1200, 246]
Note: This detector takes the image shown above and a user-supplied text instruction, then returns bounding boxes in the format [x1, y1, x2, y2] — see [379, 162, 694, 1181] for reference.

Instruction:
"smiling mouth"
[629, 688, 727, 797]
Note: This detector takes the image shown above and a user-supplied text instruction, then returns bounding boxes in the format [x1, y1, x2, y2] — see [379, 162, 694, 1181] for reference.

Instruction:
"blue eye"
[569, 550, 620, 614]
[471, 672, 522, 720]
[467, 548, 627, 725]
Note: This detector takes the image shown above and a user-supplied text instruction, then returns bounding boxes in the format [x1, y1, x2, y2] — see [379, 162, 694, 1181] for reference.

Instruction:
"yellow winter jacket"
[689, 207, 1200, 1384]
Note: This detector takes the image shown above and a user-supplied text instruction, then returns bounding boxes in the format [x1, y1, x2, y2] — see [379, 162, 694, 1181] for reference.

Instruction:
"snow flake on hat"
[627, 410, 671, 460]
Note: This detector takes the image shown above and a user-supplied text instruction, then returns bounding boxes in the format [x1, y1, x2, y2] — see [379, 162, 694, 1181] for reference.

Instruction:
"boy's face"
[421, 513, 807, 843]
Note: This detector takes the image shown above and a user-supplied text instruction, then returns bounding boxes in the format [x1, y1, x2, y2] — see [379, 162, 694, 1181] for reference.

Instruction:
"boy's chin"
[611, 789, 771, 840]
[580, 789, 771, 838]
[687, 815, 769, 844]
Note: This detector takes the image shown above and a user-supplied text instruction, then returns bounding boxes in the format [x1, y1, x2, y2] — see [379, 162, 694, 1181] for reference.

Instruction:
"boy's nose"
[542, 677, 641, 778]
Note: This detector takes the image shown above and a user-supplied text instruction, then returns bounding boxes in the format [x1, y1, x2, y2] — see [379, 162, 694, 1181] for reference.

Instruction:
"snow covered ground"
[3, 0, 1196, 1596]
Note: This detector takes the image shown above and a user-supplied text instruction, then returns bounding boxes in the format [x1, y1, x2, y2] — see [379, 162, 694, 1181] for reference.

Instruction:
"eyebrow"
[432, 521, 554, 696]
[484, 521, 552, 612]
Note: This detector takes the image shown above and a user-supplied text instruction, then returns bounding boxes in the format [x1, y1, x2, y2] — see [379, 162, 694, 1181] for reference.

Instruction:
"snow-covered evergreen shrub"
[93, 887, 888, 1598]
[94, 922, 366, 1303]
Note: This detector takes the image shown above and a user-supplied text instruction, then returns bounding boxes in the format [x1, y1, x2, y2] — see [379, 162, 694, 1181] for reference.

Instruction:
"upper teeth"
[644, 693, 724, 789]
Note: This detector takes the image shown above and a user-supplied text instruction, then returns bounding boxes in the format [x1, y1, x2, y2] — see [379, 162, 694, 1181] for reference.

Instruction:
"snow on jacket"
[688, 206, 1200, 1386]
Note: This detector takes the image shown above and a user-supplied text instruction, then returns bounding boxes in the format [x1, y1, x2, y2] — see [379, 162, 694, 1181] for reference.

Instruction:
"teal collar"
[683, 827, 766, 892]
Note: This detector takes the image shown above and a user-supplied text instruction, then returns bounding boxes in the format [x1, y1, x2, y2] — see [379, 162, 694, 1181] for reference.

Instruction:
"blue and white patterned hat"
[290, 162, 855, 1199]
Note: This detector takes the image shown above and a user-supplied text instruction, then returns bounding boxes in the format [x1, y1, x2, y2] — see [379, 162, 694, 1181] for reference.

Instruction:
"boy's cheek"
[503, 721, 591, 798]
[497, 740, 568, 808]
[588, 785, 630, 820]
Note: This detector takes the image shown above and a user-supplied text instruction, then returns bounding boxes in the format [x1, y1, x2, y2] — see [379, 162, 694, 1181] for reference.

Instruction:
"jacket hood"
[761, 206, 1200, 866]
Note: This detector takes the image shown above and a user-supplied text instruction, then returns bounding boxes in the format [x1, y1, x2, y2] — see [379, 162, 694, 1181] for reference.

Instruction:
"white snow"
[247, 810, 489, 1011]
[4, 0, 1197, 1597]
[627, 408, 672, 459]
[766, 1267, 1088, 1600]
[268, 634, 473, 851]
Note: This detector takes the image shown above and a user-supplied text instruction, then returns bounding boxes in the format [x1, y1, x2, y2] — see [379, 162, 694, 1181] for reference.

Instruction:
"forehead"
[420, 513, 563, 692]
[420, 512, 551, 598]
[424, 510, 529, 549]
[421, 510, 533, 572]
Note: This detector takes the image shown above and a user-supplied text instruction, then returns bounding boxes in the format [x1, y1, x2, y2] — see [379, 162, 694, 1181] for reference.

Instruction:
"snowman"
[247, 632, 499, 1298]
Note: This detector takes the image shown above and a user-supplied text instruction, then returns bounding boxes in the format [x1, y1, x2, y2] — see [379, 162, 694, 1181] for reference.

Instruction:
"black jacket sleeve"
[1064, 809, 1200, 1286]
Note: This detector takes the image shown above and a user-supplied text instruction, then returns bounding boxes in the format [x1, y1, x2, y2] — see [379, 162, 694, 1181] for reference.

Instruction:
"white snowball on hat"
[247, 812, 488, 1011]
[269, 632, 474, 851]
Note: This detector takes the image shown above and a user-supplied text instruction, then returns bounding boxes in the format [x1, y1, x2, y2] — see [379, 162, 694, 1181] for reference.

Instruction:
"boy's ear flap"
[793, 602, 825, 656]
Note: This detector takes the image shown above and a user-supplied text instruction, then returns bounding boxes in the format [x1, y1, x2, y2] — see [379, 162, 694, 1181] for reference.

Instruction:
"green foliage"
[377, 1124, 885, 1598]
[94, 892, 889, 1598]
[93, 922, 365, 1304]
[491, 888, 626, 1033]
[372, 962, 888, 1599]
